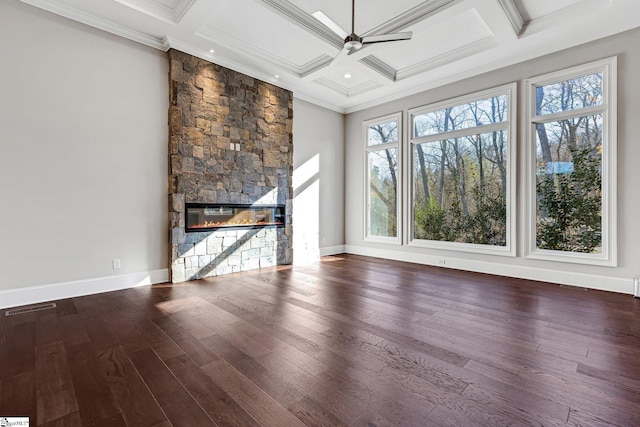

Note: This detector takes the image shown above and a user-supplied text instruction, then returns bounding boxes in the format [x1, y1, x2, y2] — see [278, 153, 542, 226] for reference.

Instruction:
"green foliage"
[414, 184, 506, 246]
[415, 196, 450, 241]
[463, 186, 507, 245]
[536, 147, 601, 252]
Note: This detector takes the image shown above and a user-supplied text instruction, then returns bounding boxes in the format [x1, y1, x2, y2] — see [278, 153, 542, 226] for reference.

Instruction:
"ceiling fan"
[312, 0, 413, 55]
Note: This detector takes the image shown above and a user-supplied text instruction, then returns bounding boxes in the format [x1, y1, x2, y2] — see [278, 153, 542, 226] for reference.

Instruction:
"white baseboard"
[344, 245, 634, 295]
[0, 269, 169, 310]
[319, 245, 346, 257]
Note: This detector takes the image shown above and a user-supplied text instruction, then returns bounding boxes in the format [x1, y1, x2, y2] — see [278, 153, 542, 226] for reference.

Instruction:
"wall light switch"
[229, 143, 235, 151]
[112, 259, 121, 269]
[235, 143, 241, 151]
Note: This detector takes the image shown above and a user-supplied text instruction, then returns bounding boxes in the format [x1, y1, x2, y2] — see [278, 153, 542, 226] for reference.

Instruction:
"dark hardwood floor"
[2, 254, 640, 426]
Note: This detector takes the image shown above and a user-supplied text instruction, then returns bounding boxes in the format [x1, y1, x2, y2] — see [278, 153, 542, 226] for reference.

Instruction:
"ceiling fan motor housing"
[344, 33, 363, 50]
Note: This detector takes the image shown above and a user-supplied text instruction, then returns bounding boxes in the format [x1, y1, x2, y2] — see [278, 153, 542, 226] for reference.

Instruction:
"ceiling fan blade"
[361, 31, 413, 45]
[312, 11, 349, 39]
[332, 48, 348, 64]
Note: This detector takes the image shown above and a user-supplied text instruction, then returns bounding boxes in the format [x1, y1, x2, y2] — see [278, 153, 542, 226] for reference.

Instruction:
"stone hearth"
[168, 49, 293, 283]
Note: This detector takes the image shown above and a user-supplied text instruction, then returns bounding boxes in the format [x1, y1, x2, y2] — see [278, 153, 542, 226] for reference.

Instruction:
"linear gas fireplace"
[185, 203, 285, 232]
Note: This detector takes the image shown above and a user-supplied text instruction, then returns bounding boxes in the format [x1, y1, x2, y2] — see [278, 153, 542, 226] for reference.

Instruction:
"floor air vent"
[5, 302, 57, 316]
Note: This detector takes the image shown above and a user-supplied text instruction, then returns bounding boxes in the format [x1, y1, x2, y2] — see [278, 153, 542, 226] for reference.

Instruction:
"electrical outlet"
[438, 259, 446, 265]
[112, 259, 121, 269]
[322, 237, 326, 244]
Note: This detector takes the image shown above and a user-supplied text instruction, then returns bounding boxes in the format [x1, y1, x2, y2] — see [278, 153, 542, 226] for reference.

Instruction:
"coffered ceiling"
[19, 0, 640, 113]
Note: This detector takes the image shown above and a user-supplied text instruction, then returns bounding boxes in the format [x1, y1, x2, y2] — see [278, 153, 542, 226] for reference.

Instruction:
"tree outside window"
[527, 58, 616, 266]
[365, 114, 401, 242]
[409, 85, 516, 255]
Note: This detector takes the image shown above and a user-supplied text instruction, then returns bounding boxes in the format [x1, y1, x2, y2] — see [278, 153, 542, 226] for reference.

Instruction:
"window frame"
[525, 57, 617, 266]
[363, 112, 403, 244]
[406, 83, 517, 256]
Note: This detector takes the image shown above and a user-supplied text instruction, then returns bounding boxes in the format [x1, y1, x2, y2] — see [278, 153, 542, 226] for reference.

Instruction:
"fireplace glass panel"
[185, 203, 285, 232]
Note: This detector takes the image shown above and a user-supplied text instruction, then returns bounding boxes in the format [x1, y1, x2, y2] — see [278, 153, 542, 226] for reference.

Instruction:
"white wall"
[0, 1, 169, 296]
[292, 99, 345, 261]
[345, 27, 640, 294]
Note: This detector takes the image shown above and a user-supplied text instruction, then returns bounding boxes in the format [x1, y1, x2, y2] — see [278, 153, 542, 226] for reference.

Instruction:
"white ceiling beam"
[258, 0, 343, 50]
[363, 0, 458, 36]
[496, 0, 529, 36]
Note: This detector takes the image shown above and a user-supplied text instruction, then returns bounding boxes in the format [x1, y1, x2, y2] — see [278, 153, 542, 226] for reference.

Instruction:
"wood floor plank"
[35, 341, 78, 424]
[350, 411, 394, 427]
[202, 358, 306, 427]
[128, 347, 216, 427]
[211, 295, 322, 356]
[287, 396, 349, 427]
[65, 341, 122, 425]
[164, 354, 261, 427]
[0, 370, 36, 423]
[224, 348, 305, 408]
[112, 313, 185, 360]
[82, 314, 121, 351]
[57, 314, 90, 347]
[257, 351, 368, 423]
[35, 311, 60, 345]
[97, 345, 170, 427]
[39, 411, 83, 427]
[191, 305, 273, 359]
[0, 321, 36, 379]
[152, 315, 221, 366]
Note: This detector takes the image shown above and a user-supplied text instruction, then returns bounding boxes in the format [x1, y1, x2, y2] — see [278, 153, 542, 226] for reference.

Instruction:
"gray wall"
[345, 27, 640, 294]
[0, 0, 169, 291]
[292, 99, 345, 261]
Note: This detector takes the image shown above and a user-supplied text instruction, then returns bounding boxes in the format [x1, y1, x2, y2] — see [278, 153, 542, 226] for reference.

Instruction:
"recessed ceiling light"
[209, 49, 215, 53]
[275, 75, 279, 78]
[344, 73, 352, 79]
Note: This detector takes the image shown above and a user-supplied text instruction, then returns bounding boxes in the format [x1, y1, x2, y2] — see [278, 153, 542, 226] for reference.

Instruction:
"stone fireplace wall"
[168, 49, 293, 283]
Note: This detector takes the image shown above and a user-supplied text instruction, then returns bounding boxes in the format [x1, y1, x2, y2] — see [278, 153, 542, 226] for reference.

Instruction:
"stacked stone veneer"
[168, 49, 293, 283]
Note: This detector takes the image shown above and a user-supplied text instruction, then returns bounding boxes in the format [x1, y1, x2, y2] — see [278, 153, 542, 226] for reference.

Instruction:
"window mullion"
[366, 142, 398, 153]
[410, 122, 509, 145]
[532, 104, 606, 124]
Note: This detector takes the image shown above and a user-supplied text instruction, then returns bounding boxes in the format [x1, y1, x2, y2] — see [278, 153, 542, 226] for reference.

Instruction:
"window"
[526, 58, 617, 266]
[408, 84, 516, 255]
[364, 113, 401, 243]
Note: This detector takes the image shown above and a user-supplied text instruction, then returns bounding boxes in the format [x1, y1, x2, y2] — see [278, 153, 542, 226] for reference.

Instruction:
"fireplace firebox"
[185, 203, 285, 232]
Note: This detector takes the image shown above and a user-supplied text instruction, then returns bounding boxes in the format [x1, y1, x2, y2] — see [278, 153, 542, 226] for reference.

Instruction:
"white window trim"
[525, 57, 617, 267]
[406, 83, 517, 257]
[363, 112, 402, 245]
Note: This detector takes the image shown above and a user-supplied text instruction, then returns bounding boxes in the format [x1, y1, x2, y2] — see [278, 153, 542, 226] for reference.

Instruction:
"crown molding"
[363, 0, 458, 36]
[496, 0, 529, 36]
[524, 0, 611, 37]
[258, 0, 344, 50]
[396, 36, 497, 81]
[293, 93, 346, 114]
[314, 77, 382, 98]
[197, 24, 332, 77]
[20, 0, 165, 49]
[360, 56, 397, 81]
[348, 80, 385, 97]
[314, 77, 349, 97]
[299, 55, 334, 78]
[114, 0, 197, 25]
